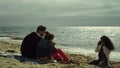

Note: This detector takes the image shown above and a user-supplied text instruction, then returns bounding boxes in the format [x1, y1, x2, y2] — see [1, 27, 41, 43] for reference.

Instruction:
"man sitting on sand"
[21, 25, 46, 58]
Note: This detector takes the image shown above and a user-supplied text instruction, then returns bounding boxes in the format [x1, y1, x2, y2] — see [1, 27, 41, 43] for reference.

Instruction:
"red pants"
[51, 48, 69, 61]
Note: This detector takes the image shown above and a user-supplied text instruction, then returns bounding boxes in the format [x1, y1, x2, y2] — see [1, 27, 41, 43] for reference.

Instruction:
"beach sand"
[0, 41, 120, 68]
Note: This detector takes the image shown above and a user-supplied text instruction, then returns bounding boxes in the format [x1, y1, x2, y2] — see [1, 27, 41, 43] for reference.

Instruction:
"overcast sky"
[0, 0, 120, 26]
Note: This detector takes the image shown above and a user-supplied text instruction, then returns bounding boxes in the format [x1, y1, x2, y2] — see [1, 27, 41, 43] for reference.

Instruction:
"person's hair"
[45, 32, 54, 40]
[97, 40, 102, 45]
[36, 25, 46, 32]
[101, 35, 115, 51]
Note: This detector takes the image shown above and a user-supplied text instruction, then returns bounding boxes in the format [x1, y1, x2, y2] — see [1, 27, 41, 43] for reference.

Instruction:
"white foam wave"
[0, 37, 11, 40]
[0, 37, 22, 44]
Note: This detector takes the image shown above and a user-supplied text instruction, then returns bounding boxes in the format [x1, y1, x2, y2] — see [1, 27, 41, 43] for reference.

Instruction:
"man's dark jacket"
[21, 32, 42, 58]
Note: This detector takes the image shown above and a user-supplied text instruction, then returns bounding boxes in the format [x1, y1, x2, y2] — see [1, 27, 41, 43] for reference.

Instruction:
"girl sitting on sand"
[37, 32, 69, 63]
[88, 35, 115, 68]
[45, 32, 69, 63]
[36, 32, 57, 60]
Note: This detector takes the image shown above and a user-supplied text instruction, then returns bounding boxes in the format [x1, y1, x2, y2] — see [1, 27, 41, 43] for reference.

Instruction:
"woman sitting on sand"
[37, 32, 69, 63]
[36, 32, 57, 60]
[89, 35, 115, 68]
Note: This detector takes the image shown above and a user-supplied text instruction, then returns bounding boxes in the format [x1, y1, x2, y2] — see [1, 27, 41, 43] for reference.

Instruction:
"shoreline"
[1, 37, 120, 62]
[0, 35, 120, 62]
[0, 41, 120, 68]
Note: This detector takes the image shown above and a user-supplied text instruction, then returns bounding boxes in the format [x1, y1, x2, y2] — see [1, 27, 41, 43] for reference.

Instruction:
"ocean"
[0, 26, 120, 62]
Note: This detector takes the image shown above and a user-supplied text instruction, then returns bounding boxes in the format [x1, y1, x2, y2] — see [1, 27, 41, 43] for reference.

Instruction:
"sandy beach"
[0, 41, 120, 68]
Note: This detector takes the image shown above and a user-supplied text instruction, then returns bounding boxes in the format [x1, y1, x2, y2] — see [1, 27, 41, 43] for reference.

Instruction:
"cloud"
[0, 0, 120, 26]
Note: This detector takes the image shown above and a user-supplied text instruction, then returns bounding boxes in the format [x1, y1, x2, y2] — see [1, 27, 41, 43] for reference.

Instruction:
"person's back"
[21, 32, 42, 58]
[37, 39, 57, 59]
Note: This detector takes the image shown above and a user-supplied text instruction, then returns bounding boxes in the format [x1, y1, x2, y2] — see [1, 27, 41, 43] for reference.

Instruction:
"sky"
[0, 0, 120, 26]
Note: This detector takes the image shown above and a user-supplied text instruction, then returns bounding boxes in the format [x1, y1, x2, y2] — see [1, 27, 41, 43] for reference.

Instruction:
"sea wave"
[0, 36, 22, 44]
[56, 45, 120, 62]
[10, 37, 23, 40]
[0, 36, 23, 40]
[0, 36, 11, 40]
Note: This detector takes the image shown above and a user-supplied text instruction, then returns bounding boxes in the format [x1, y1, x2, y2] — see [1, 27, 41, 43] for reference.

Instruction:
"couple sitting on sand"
[21, 25, 69, 63]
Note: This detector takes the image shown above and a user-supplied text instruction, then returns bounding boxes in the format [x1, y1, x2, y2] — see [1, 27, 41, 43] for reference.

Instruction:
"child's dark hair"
[101, 35, 115, 51]
[45, 32, 54, 40]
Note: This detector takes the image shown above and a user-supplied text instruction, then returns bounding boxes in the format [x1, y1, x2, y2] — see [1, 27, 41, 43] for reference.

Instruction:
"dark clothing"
[37, 39, 57, 59]
[21, 32, 42, 58]
[89, 46, 109, 67]
[98, 45, 108, 66]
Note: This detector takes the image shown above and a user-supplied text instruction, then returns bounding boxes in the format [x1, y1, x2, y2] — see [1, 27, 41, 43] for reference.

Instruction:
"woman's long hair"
[101, 36, 115, 51]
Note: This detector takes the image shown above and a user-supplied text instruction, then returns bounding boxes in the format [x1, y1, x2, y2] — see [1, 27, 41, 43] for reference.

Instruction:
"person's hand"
[51, 41, 56, 46]
[98, 40, 102, 45]
[52, 42, 56, 46]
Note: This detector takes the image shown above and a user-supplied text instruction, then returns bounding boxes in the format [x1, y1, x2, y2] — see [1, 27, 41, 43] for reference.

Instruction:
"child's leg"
[57, 48, 69, 61]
